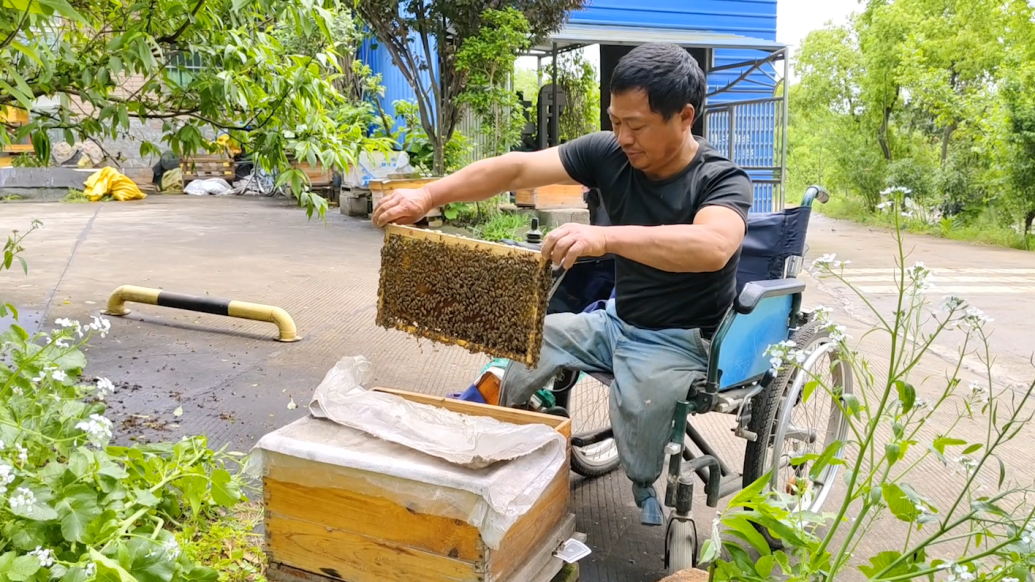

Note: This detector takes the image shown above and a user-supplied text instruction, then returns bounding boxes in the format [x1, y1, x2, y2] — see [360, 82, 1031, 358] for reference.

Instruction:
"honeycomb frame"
[376, 225, 552, 367]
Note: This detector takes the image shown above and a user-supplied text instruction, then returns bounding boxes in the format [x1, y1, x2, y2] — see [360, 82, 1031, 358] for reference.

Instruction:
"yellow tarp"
[83, 167, 147, 202]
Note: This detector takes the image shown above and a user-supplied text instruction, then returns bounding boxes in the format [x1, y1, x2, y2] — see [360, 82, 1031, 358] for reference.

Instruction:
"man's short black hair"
[610, 43, 707, 120]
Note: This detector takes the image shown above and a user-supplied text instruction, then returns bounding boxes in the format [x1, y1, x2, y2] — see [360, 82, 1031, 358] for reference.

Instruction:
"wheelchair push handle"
[802, 185, 830, 207]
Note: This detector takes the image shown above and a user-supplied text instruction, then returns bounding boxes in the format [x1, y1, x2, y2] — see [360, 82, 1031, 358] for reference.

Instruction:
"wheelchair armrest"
[734, 279, 806, 315]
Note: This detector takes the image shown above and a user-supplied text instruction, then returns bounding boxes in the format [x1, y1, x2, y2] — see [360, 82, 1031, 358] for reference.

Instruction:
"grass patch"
[64, 188, 90, 203]
[0, 194, 23, 202]
[471, 210, 533, 242]
[177, 502, 267, 582]
[816, 194, 1035, 251]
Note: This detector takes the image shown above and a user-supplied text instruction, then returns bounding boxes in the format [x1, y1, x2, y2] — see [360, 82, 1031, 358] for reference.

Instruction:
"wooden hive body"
[264, 388, 573, 582]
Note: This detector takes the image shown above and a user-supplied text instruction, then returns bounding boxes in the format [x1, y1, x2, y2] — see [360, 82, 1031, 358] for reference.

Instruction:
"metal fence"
[704, 97, 786, 213]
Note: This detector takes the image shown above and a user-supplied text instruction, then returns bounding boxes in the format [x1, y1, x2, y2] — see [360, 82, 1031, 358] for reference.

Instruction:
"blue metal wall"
[569, 0, 781, 212]
[359, 35, 437, 132]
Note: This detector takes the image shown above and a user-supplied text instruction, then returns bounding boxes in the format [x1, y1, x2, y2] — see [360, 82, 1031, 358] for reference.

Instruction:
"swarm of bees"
[376, 226, 552, 367]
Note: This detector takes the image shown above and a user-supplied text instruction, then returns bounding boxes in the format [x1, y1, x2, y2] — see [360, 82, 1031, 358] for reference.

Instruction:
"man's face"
[608, 89, 694, 175]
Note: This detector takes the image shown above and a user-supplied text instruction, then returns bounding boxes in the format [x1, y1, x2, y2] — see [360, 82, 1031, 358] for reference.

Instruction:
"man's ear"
[680, 104, 695, 131]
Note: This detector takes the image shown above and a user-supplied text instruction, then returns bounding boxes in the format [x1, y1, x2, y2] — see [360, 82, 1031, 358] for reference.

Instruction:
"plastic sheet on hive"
[249, 356, 567, 549]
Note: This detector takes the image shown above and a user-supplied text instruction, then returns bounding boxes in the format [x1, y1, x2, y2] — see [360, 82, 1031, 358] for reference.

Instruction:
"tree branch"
[156, 0, 207, 44]
[0, 3, 32, 53]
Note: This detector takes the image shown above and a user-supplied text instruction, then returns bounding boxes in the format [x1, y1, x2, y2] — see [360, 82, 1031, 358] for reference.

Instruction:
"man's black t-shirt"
[558, 131, 753, 338]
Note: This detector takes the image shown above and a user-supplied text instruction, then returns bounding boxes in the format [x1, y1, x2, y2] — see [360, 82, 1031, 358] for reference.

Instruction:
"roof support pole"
[780, 48, 789, 211]
[551, 42, 559, 147]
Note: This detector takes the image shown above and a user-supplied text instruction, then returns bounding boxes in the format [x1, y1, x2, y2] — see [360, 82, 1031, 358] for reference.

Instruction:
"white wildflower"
[75, 414, 113, 447]
[941, 296, 965, 312]
[95, 377, 116, 399]
[11, 387, 21, 396]
[876, 200, 894, 212]
[812, 253, 849, 271]
[29, 547, 54, 568]
[84, 563, 96, 578]
[51, 369, 67, 383]
[906, 262, 932, 291]
[946, 564, 975, 582]
[9, 487, 35, 509]
[766, 340, 805, 369]
[1002, 578, 1019, 582]
[0, 439, 5, 450]
[162, 538, 181, 559]
[826, 322, 850, 343]
[969, 381, 989, 404]
[914, 398, 930, 411]
[55, 337, 71, 348]
[960, 307, 993, 331]
[955, 456, 979, 477]
[15, 443, 27, 464]
[54, 318, 75, 328]
[87, 316, 111, 338]
[0, 463, 14, 495]
[812, 305, 832, 322]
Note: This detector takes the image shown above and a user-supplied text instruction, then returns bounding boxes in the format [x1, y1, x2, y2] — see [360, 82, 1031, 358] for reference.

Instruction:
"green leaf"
[31, 130, 50, 165]
[724, 515, 771, 556]
[755, 554, 775, 578]
[858, 551, 906, 578]
[122, 537, 175, 582]
[802, 380, 819, 404]
[746, 511, 809, 547]
[6, 555, 41, 581]
[886, 442, 902, 466]
[132, 488, 160, 508]
[895, 380, 916, 414]
[842, 393, 862, 418]
[180, 564, 218, 582]
[17, 256, 28, 275]
[89, 549, 137, 582]
[58, 485, 102, 542]
[37, 0, 86, 24]
[809, 440, 845, 480]
[773, 551, 792, 575]
[52, 348, 87, 372]
[962, 443, 982, 455]
[882, 483, 919, 522]
[727, 472, 769, 509]
[698, 539, 719, 565]
[210, 469, 241, 507]
[970, 499, 1007, 517]
[933, 436, 966, 455]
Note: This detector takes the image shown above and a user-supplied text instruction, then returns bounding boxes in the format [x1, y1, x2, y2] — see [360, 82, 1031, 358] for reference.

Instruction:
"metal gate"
[704, 96, 786, 213]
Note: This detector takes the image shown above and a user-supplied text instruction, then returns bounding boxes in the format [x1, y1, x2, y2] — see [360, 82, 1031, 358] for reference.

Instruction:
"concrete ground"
[2, 196, 1034, 582]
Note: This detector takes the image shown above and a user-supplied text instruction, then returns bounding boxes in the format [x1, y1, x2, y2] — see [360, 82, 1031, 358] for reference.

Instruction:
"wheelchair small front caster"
[664, 515, 698, 574]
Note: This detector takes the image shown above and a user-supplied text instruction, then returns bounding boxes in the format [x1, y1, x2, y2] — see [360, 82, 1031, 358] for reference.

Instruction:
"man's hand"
[372, 187, 435, 227]
[542, 223, 608, 269]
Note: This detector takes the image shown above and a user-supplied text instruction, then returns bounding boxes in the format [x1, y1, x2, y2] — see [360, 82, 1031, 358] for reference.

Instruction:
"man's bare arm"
[598, 206, 746, 273]
[423, 148, 576, 206]
[373, 148, 574, 226]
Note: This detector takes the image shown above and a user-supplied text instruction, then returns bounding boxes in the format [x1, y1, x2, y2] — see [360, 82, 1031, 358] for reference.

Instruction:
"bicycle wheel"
[742, 320, 853, 546]
[501, 364, 620, 478]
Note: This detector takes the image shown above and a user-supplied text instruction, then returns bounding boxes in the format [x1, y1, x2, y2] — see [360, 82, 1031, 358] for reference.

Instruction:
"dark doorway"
[599, 45, 708, 136]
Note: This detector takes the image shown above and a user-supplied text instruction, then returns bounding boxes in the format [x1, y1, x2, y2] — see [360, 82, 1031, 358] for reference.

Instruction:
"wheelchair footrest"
[571, 427, 614, 447]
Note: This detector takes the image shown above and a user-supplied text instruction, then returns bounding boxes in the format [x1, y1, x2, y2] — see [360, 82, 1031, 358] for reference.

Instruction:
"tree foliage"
[551, 49, 599, 143]
[0, 0, 391, 217]
[456, 8, 530, 158]
[789, 0, 1035, 236]
[356, 0, 585, 174]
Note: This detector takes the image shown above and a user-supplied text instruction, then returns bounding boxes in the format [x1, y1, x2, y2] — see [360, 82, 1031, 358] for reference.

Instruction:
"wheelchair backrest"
[717, 205, 813, 391]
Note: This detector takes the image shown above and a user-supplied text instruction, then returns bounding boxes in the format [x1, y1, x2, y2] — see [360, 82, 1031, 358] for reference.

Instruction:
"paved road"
[1, 198, 1033, 582]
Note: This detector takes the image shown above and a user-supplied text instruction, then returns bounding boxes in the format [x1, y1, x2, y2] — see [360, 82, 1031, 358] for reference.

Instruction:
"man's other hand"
[542, 223, 608, 269]
[372, 187, 434, 227]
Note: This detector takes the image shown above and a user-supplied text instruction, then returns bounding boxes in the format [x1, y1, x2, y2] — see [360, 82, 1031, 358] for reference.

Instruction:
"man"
[373, 43, 753, 526]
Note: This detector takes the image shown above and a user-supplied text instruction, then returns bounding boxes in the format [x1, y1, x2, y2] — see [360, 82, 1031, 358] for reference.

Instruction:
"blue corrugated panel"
[360, 34, 437, 132]
[568, 0, 776, 37]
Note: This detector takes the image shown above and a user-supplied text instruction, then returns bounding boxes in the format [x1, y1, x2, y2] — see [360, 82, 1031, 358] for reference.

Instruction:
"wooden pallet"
[180, 155, 235, 183]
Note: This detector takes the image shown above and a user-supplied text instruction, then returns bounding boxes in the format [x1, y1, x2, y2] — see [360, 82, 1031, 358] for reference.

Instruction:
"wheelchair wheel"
[742, 320, 853, 547]
[501, 364, 620, 478]
[665, 517, 698, 574]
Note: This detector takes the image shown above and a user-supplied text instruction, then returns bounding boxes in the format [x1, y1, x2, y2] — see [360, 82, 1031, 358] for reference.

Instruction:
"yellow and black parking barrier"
[103, 285, 301, 342]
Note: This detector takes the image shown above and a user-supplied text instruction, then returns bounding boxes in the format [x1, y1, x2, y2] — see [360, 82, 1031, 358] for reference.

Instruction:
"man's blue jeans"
[501, 299, 710, 510]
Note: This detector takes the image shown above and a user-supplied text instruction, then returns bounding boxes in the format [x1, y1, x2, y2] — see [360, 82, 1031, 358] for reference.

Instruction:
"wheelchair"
[499, 186, 854, 573]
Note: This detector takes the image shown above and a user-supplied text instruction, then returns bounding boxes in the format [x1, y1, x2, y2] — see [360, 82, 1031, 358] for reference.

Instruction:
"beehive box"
[376, 225, 553, 367]
[514, 185, 586, 209]
[263, 388, 574, 582]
